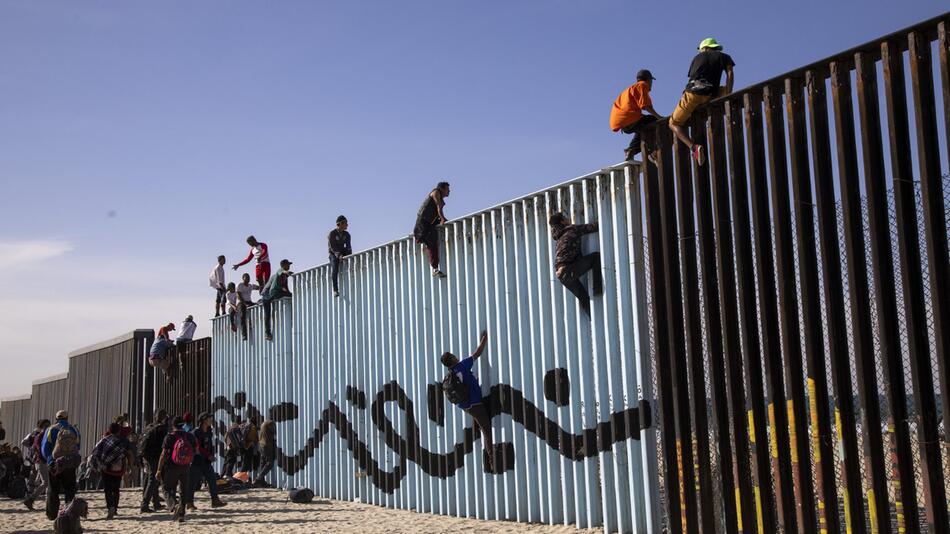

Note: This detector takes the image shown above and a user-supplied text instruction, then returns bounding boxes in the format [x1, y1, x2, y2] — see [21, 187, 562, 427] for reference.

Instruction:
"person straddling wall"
[669, 37, 736, 166]
[549, 213, 603, 317]
[138, 410, 168, 514]
[237, 273, 258, 307]
[232, 235, 271, 298]
[41, 410, 81, 521]
[610, 69, 664, 163]
[414, 182, 450, 278]
[148, 324, 179, 381]
[21, 418, 51, 511]
[225, 283, 247, 340]
[183, 412, 226, 510]
[328, 215, 352, 297]
[89, 422, 134, 520]
[155, 416, 196, 523]
[210, 255, 227, 317]
[440, 331, 494, 472]
[254, 418, 277, 488]
[261, 259, 293, 341]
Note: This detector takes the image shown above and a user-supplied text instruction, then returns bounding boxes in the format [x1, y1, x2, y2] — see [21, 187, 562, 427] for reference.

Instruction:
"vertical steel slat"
[655, 126, 699, 534]
[907, 28, 950, 534]
[671, 112, 718, 534]
[727, 97, 773, 534]
[880, 39, 925, 534]
[707, 105, 751, 534]
[821, 62, 868, 534]
[642, 131, 684, 534]
[786, 74, 839, 534]
[937, 26, 950, 487]
[744, 91, 798, 532]
[854, 49, 898, 534]
[763, 82, 817, 534]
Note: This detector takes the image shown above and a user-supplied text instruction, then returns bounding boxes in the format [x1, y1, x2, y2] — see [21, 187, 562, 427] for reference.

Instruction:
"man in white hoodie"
[209, 255, 227, 317]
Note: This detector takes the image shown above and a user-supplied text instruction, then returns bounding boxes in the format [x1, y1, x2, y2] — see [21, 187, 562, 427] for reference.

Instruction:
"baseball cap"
[698, 37, 723, 50]
[55, 410, 68, 420]
[280, 259, 293, 266]
[336, 215, 347, 224]
[636, 69, 656, 81]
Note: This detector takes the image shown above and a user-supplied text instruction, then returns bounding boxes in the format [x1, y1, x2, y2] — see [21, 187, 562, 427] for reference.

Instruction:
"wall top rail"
[293, 160, 641, 278]
[0, 393, 32, 402]
[32, 373, 68, 386]
[68, 329, 155, 358]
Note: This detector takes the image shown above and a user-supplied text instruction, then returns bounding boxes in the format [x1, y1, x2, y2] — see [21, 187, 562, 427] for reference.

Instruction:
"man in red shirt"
[232, 236, 270, 296]
[610, 69, 664, 162]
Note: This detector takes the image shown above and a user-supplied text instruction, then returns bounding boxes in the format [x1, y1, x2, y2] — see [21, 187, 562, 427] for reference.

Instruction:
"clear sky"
[0, 0, 944, 398]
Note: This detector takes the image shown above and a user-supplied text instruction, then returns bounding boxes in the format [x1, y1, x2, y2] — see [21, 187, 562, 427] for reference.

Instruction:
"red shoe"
[691, 144, 705, 166]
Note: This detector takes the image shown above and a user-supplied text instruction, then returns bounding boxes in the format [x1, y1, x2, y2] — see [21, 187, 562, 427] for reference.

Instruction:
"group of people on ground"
[13, 406, 278, 524]
[611, 37, 736, 165]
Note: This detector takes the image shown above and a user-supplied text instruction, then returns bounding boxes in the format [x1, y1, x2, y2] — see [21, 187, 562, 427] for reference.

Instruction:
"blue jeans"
[184, 457, 218, 504]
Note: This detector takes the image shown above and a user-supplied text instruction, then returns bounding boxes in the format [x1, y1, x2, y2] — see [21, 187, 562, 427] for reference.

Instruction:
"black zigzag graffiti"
[214, 370, 651, 494]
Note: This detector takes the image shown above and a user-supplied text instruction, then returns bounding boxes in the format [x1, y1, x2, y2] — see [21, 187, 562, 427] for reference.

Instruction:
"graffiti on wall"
[213, 368, 651, 493]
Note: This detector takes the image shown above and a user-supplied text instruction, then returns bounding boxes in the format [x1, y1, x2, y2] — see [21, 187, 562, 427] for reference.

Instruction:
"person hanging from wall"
[183, 412, 226, 511]
[225, 282, 246, 340]
[254, 418, 277, 488]
[328, 215, 352, 297]
[155, 416, 196, 523]
[440, 330, 495, 472]
[21, 419, 51, 511]
[610, 69, 664, 163]
[261, 259, 293, 341]
[89, 422, 134, 520]
[41, 410, 81, 521]
[549, 213, 603, 317]
[210, 255, 227, 317]
[232, 235, 271, 298]
[148, 323, 179, 381]
[138, 410, 168, 514]
[414, 181, 450, 278]
[221, 416, 244, 478]
[669, 37, 735, 166]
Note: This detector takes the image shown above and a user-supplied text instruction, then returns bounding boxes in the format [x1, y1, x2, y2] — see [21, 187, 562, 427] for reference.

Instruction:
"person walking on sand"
[549, 213, 603, 317]
[669, 37, 736, 166]
[440, 331, 494, 471]
[183, 413, 226, 510]
[210, 255, 227, 317]
[21, 419, 51, 511]
[261, 259, 293, 341]
[41, 410, 81, 520]
[328, 215, 352, 297]
[90, 422, 134, 520]
[232, 235, 271, 296]
[155, 416, 196, 523]
[610, 69, 663, 162]
[138, 410, 168, 514]
[414, 182, 450, 278]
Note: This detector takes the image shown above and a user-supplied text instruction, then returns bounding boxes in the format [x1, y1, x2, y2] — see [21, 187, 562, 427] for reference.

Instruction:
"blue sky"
[0, 0, 944, 397]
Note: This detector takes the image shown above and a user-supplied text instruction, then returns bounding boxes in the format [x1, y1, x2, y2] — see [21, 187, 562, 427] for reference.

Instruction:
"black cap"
[336, 215, 347, 224]
[636, 69, 656, 81]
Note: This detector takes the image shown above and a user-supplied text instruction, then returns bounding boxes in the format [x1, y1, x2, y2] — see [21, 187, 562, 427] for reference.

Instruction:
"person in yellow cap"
[669, 37, 735, 165]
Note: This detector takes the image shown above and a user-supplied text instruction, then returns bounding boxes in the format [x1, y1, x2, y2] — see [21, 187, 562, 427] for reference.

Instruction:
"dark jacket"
[551, 223, 597, 271]
[328, 229, 352, 258]
[259, 420, 277, 456]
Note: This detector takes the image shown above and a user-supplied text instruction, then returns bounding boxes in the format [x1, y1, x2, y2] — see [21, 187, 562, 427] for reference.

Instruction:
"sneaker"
[22, 499, 34, 511]
[691, 144, 705, 166]
[623, 147, 636, 161]
[432, 269, 447, 278]
[647, 153, 658, 166]
[106, 507, 116, 520]
[186, 502, 197, 511]
[211, 498, 227, 508]
[333, 290, 340, 297]
[265, 333, 273, 341]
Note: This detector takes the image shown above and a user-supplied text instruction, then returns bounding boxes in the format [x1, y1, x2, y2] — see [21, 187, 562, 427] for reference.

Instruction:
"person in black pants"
[549, 213, 603, 316]
[413, 182, 450, 278]
[328, 215, 352, 297]
[156, 416, 196, 523]
[221, 417, 243, 478]
[261, 259, 293, 341]
[184, 413, 226, 510]
[138, 410, 168, 513]
[254, 419, 277, 487]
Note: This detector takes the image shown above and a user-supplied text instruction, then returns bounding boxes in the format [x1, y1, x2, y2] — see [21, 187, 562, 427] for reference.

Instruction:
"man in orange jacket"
[610, 69, 663, 162]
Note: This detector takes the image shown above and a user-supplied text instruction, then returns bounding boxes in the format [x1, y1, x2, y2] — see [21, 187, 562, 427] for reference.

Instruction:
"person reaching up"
[440, 331, 494, 472]
[549, 213, 603, 317]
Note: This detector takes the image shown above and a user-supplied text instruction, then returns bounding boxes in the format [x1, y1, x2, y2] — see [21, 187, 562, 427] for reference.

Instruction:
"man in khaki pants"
[669, 37, 736, 166]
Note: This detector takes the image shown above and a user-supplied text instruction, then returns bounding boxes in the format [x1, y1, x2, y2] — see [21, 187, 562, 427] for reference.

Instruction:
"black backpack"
[138, 422, 166, 459]
[288, 487, 314, 504]
[441, 371, 468, 405]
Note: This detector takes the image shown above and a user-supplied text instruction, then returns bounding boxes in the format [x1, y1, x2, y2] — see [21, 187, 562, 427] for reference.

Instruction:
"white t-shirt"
[226, 291, 238, 309]
[178, 320, 197, 340]
[209, 265, 226, 289]
[237, 282, 258, 303]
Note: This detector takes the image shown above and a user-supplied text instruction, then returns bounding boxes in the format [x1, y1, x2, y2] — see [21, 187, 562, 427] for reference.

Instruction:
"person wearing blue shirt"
[440, 331, 494, 471]
[41, 410, 80, 520]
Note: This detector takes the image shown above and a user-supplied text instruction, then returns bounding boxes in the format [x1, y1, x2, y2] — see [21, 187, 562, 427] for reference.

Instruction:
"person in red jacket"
[232, 236, 270, 296]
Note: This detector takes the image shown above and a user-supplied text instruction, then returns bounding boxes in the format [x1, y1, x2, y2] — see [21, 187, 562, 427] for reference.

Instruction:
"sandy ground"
[0, 488, 601, 533]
